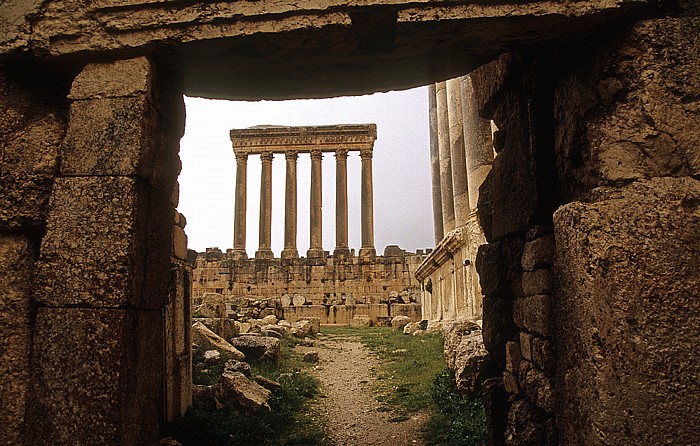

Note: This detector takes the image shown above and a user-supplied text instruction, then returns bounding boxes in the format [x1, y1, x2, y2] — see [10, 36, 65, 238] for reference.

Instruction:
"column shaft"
[428, 84, 445, 244]
[460, 74, 495, 210]
[307, 149, 324, 258]
[359, 148, 376, 259]
[233, 151, 248, 259]
[436, 81, 456, 233]
[334, 149, 350, 258]
[282, 151, 299, 259]
[446, 78, 470, 227]
[256, 151, 274, 259]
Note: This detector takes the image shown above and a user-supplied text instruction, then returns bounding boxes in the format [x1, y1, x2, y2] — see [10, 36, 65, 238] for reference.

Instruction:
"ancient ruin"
[1, 1, 698, 445]
[192, 124, 424, 326]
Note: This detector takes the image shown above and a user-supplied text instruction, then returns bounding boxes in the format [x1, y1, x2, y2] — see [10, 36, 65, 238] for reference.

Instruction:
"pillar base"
[281, 249, 299, 260]
[306, 248, 325, 259]
[358, 247, 376, 261]
[255, 249, 274, 260]
[333, 247, 351, 260]
[231, 249, 248, 260]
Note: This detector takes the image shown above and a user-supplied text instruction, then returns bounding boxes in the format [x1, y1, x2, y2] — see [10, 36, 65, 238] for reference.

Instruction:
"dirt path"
[297, 334, 427, 446]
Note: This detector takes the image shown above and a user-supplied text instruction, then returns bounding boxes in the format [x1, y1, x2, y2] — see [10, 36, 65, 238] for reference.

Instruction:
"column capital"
[234, 151, 248, 161]
[335, 148, 349, 159]
[285, 150, 298, 160]
[360, 147, 373, 159]
[260, 151, 273, 162]
[310, 149, 323, 160]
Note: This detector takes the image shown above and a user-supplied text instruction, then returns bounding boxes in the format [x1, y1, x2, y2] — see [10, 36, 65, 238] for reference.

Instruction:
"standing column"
[436, 81, 456, 233]
[446, 78, 470, 227]
[307, 149, 325, 258]
[256, 151, 274, 259]
[282, 151, 299, 259]
[232, 151, 248, 259]
[359, 147, 376, 259]
[428, 84, 445, 244]
[460, 74, 495, 210]
[334, 148, 350, 259]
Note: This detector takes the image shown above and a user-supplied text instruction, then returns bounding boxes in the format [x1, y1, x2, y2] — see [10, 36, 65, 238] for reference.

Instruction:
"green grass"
[321, 326, 446, 419]
[167, 336, 331, 446]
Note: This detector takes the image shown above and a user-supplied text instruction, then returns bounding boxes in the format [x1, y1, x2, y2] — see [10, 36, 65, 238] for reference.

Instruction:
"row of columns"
[429, 75, 494, 242]
[232, 149, 375, 260]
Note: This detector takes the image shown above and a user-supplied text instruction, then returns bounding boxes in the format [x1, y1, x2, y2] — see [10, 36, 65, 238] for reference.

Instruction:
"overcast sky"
[178, 87, 434, 255]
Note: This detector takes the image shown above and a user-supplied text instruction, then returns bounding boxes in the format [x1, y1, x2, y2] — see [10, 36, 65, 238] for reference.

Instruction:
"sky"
[177, 87, 434, 256]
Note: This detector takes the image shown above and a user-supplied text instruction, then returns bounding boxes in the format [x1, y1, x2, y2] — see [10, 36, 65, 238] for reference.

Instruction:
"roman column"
[307, 149, 324, 258]
[446, 78, 470, 227]
[334, 148, 350, 259]
[436, 81, 456, 234]
[256, 151, 274, 259]
[358, 147, 376, 259]
[428, 84, 445, 244]
[232, 151, 248, 259]
[460, 74, 494, 210]
[282, 150, 299, 259]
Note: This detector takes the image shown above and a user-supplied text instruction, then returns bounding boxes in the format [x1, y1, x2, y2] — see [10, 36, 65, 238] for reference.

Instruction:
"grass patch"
[423, 369, 487, 446]
[321, 326, 445, 419]
[167, 336, 331, 446]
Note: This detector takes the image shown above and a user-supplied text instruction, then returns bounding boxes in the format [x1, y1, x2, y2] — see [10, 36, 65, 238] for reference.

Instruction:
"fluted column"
[436, 81, 456, 233]
[282, 150, 299, 259]
[232, 151, 248, 260]
[446, 78, 470, 227]
[334, 148, 350, 259]
[428, 84, 444, 244]
[460, 74, 495, 210]
[307, 149, 325, 258]
[358, 147, 376, 259]
[256, 151, 274, 259]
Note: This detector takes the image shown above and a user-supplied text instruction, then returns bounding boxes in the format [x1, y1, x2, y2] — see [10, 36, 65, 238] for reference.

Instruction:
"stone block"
[503, 371, 519, 395]
[172, 225, 188, 260]
[505, 398, 548, 446]
[0, 112, 63, 228]
[475, 242, 508, 297]
[505, 341, 522, 375]
[0, 234, 34, 445]
[521, 234, 555, 271]
[521, 269, 553, 296]
[521, 294, 553, 338]
[36, 176, 172, 309]
[512, 297, 525, 330]
[519, 332, 533, 361]
[554, 176, 700, 445]
[27, 307, 162, 446]
[482, 294, 517, 370]
[522, 367, 555, 415]
[68, 57, 153, 100]
[532, 337, 555, 377]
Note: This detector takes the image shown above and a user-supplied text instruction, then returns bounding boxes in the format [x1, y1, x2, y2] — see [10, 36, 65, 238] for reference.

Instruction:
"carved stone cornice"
[415, 225, 467, 282]
[230, 124, 377, 155]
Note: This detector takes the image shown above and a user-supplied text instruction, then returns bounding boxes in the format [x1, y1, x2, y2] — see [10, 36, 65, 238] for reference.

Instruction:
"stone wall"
[473, 13, 700, 446]
[192, 246, 424, 326]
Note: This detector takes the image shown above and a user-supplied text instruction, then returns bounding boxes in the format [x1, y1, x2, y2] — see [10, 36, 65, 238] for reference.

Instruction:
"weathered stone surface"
[224, 359, 252, 378]
[519, 332, 534, 362]
[504, 399, 548, 446]
[195, 293, 225, 319]
[68, 57, 153, 100]
[302, 351, 320, 363]
[521, 366, 555, 415]
[192, 322, 245, 361]
[230, 335, 281, 364]
[521, 235, 555, 271]
[213, 371, 271, 413]
[531, 337, 555, 377]
[254, 375, 282, 393]
[36, 176, 172, 309]
[172, 225, 188, 260]
[554, 176, 700, 445]
[521, 294, 553, 338]
[521, 269, 553, 296]
[192, 384, 216, 412]
[482, 295, 517, 370]
[390, 315, 411, 330]
[482, 377, 509, 446]
[203, 350, 221, 365]
[443, 320, 488, 397]
[505, 341, 521, 376]
[27, 307, 162, 446]
[0, 234, 34, 445]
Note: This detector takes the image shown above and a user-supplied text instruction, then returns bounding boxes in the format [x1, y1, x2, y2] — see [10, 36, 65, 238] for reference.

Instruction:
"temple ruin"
[1, 1, 698, 445]
[191, 124, 424, 326]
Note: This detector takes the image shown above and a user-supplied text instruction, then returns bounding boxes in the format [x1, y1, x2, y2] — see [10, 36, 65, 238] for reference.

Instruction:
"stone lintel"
[231, 124, 377, 153]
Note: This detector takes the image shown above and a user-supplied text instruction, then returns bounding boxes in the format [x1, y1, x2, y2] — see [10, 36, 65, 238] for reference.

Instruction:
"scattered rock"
[260, 314, 278, 326]
[230, 335, 281, 364]
[224, 359, 251, 378]
[403, 321, 422, 335]
[261, 324, 287, 338]
[213, 371, 272, 412]
[235, 321, 252, 334]
[254, 375, 282, 392]
[391, 315, 411, 330]
[203, 350, 221, 365]
[192, 321, 245, 361]
[195, 292, 226, 319]
[303, 351, 320, 363]
[192, 384, 216, 411]
[159, 437, 182, 446]
[443, 320, 488, 398]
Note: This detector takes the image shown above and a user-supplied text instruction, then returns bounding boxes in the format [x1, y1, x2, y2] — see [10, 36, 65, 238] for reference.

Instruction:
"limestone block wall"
[192, 248, 425, 325]
[473, 13, 700, 446]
